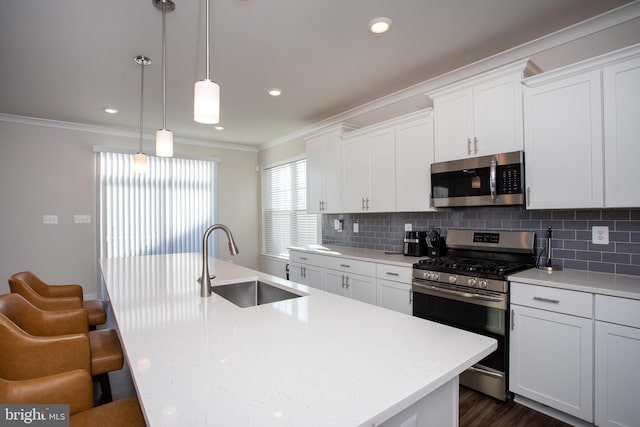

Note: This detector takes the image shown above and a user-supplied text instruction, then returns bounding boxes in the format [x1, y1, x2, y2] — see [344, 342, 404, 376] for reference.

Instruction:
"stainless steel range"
[412, 229, 535, 401]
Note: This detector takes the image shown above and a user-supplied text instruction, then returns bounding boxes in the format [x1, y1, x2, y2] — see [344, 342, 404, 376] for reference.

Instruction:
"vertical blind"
[99, 152, 217, 259]
[263, 159, 317, 258]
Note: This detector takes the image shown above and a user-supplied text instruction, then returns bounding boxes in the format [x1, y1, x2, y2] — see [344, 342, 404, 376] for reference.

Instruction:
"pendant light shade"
[134, 55, 151, 173]
[155, 129, 174, 157]
[194, 79, 220, 124]
[194, 0, 220, 124]
[154, 0, 175, 157]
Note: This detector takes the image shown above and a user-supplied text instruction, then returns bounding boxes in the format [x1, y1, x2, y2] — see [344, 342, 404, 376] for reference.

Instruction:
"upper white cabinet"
[603, 55, 640, 207]
[523, 44, 640, 209]
[428, 59, 540, 162]
[342, 109, 434, 213]
[395, 110, 435, 212]
[305, 124, 357, 213]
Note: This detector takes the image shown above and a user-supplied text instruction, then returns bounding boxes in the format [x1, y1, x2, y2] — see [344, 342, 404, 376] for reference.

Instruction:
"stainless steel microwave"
[430, 151, 525, 207]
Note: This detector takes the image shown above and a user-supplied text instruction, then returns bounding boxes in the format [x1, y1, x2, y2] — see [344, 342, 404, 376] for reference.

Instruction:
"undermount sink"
[211, 280, 303, 308]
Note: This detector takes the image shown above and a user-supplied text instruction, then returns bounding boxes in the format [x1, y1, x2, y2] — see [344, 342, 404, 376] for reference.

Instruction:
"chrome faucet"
[200, 224, 239, 297]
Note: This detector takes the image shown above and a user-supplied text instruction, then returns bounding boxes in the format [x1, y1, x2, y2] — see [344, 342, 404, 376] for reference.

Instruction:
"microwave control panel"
[497, 164, 522, 194]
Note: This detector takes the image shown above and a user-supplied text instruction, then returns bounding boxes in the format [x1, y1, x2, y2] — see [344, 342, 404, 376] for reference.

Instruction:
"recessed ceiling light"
[268, 88, 283, 97]
[104, 107, 119, 114]
[215, 126, 224, 131]
[369, 17, 392, 34]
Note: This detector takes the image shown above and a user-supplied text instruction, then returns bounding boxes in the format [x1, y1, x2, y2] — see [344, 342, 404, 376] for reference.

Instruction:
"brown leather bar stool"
[0, 369, 145, 426]
[9, 271, 106, 328]
[0, 294, 124, 403]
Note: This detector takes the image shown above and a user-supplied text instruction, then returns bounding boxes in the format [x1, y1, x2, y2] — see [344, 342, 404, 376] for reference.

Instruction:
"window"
[98, 151, 217, 259]
[262, 158, 318, 258]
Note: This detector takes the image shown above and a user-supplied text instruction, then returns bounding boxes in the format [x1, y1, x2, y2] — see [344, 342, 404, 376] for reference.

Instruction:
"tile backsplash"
[322, 207, 640, 276]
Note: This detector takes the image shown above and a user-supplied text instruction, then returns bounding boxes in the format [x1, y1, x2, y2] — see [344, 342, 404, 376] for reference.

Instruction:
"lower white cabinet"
[509, 282, 593, 422]
[376, 264, 413, 315]
[289, 262, 325, 290]
[595, 295, 640, 427]
[325, 269, 377, 305]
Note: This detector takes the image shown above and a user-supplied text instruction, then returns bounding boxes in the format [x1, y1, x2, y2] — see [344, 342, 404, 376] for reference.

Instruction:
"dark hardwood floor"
[459, 386, 573, 427]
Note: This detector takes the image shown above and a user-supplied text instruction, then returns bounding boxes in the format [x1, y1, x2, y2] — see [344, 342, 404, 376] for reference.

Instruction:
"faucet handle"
[197, 274, 216, 284]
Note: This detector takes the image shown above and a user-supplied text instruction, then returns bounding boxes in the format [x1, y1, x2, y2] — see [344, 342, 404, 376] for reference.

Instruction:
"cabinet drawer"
[324, 257, 375, 277]
[376, 264, 411, 283]
[289, 251, 324, 267]
[511, 282, 592, 318]
[595, 294, 640, 328]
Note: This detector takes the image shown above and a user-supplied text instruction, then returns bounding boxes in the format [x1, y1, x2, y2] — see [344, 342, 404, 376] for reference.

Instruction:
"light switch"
[353, 223, 359, 233]
[43, 215, 58, 224]
[592, 226, 609, 245]
[74, 215, 91, 224]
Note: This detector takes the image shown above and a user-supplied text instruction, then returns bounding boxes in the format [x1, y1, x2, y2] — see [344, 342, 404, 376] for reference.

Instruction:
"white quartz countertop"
[288, 245, 427, 267]
[509, 268, 640, 300]
[100, 253, 495, 427]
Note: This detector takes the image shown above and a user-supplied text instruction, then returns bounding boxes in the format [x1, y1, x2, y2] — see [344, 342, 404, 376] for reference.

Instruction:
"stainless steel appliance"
[412, 229, 535, 401]
[431, 151, 525, 207]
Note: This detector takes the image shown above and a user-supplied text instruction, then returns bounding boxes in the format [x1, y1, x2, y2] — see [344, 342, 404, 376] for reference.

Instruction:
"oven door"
[412, 279, 510, 400]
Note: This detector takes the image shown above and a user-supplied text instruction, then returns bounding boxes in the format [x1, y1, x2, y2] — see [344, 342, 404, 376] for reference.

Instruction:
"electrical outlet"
[74, 215, 91, 224]
[353, 223, 359, 233]
[43, 215, 58, 225]
[404, 223, 412, 232]
[592, 226, 609, 245]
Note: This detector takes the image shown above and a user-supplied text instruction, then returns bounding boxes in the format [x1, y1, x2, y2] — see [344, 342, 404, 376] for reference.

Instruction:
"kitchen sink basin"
[211, 280, 303, 308]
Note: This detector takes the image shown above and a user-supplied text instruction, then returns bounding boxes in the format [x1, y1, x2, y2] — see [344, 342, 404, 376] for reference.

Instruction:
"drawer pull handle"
[386, 272, 399, 276]
[340, 264, 351, 268]
[533, 296, 560, 304]
[299, 257, 307, 260]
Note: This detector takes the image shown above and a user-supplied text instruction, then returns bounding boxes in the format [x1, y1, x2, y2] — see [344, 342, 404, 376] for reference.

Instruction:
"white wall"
[0, 120, 258, 296]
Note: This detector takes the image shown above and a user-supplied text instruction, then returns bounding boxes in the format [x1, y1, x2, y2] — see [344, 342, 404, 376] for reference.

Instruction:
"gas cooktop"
[413, 256, 533, 280]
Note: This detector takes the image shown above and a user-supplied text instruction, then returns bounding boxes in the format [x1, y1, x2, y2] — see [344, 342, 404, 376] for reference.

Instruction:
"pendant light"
[194, 0, 220, 124]
[154, 0, 175, 157]
[133, 55, 151, 174]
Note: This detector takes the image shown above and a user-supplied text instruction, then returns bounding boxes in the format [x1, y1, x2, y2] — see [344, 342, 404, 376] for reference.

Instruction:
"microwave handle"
[490, 158, 497, 203]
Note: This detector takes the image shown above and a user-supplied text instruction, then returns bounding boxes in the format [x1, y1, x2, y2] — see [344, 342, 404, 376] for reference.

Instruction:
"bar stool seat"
[0, 369, 145, 426]
[8, 271, 106, 328]
[0, 294, 123, 403]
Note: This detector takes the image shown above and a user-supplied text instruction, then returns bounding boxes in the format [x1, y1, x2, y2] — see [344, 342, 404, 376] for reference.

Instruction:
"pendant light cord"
[206, 0, 210, 79]
[139, 60, 145, 152]
[162, 6, 168, 129]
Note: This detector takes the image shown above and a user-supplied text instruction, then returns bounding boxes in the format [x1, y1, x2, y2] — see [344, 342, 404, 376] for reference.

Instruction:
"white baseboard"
[513, 394, 594, 427]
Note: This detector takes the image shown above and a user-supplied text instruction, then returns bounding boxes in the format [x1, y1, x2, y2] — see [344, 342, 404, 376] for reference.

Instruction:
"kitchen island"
[100, 253, 496, 426]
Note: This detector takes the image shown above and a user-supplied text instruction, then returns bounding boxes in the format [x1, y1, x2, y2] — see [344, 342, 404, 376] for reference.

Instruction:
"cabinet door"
[473, 74, 524, 156]
[323, 132, 345, 213]
[595, 321, 640, 427]
[347, 273, 377, 305]
[433, 88, 474, 162]
[523, 70, 604, 209]
[395, 115, 435, 212]
[305, 265, 325, 290]
[368, 127, 396, 212]
[510, 304, 593, 422]
[342, 136, 369, 212]
[305, 135, 324, 213]
[325, 269, 349, 297]
[377, 279, 412, 315]
[289, 262, 306, 284]
[603, 56, 640, 208]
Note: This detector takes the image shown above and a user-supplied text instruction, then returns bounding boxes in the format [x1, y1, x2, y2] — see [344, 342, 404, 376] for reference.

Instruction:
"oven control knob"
[478, 279, 488, 289]
[449, 275, 457, 284]
[432, 272, 439, 281]
[467, 278, 477, 287]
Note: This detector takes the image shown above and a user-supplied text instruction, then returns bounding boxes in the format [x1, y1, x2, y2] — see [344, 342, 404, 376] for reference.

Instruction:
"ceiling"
[0, 0, 636, 149]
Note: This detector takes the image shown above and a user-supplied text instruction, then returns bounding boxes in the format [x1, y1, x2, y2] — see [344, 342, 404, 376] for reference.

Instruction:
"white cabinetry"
[523, 44, 640, 209]
[289, 252, 325, 290]
[428, 59, 539, 162]
[305, 124, 357, 213]
[343, 126, 396, 212]
[323, 257, 377, 305]
[509, 282, 593, 422]
[376, 264, 412, 315]
[603, 55, 640, 207]
[395, 110, 435, 212]
[595, 295, 640, 427]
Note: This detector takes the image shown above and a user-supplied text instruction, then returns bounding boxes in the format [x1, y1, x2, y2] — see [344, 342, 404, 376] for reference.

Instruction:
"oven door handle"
[467, 365, 503, 379]
[413, 282, 504, 303]
[490, 157, 497, 203]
